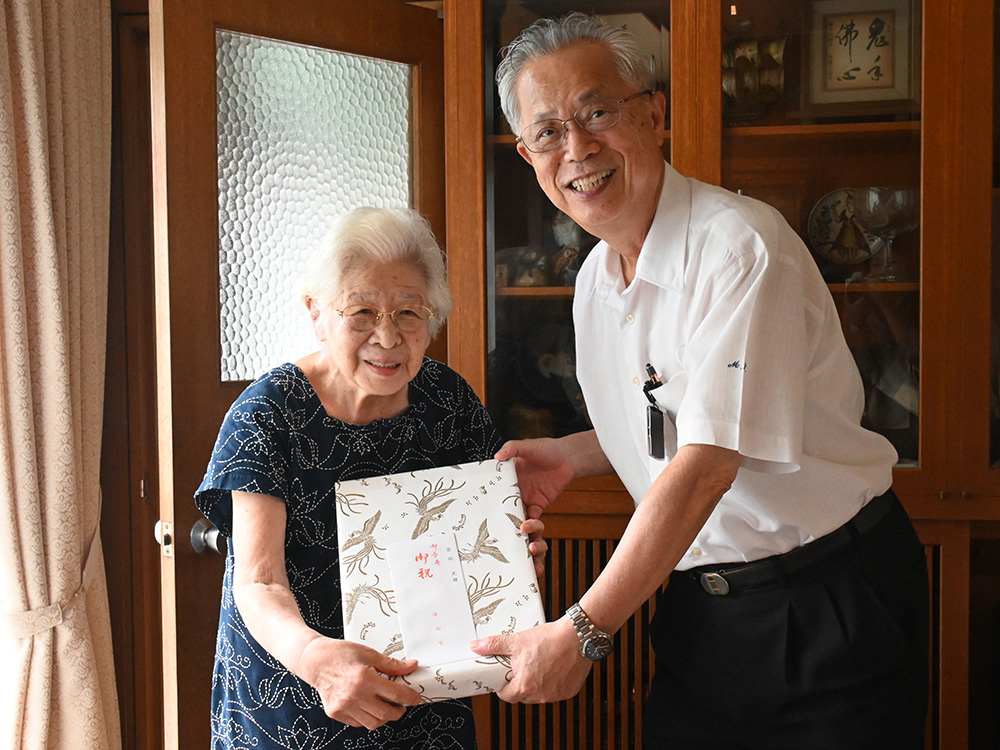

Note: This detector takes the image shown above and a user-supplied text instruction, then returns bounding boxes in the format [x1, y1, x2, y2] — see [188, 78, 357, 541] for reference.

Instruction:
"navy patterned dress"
[195, 359, 504, 749]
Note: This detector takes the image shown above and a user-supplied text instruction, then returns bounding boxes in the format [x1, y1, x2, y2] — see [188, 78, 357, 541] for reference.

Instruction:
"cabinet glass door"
[484, 2, 672, 440]
[721, 0, 922, 467]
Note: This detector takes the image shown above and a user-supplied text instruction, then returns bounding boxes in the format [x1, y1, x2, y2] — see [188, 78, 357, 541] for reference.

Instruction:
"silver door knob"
[190, 517, 227, 555]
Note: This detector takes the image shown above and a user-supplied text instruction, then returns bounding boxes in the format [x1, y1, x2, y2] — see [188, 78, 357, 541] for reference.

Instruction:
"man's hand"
[470, 618, 594, 703]
[496, 438, 578, 520]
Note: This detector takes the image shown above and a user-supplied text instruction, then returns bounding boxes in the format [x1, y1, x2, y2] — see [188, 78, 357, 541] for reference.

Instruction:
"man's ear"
[516, 141, 535, 166]
[650, 90, 668, 142]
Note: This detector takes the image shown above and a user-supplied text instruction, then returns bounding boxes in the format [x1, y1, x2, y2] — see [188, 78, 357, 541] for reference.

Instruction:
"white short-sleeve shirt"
[573, 162, 897, 568]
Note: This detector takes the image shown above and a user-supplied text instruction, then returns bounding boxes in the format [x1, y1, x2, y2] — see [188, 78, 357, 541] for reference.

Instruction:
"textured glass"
[216, 30, 412, 381]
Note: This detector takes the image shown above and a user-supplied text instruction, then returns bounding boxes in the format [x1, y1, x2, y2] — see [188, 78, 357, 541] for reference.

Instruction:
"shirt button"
[632, 376, 641, 386]
[689, 548, 703, 557]
[626, 314, 636, 324]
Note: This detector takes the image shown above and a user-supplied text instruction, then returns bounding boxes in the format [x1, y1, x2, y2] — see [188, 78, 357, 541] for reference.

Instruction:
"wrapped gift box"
[336, 459, 546, 701]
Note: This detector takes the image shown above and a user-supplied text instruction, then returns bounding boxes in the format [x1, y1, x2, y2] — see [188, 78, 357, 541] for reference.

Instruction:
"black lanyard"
[643, 363, 665, 459]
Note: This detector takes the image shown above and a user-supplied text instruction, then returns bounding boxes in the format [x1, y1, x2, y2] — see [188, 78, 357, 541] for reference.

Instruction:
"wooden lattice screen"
[475, 530, 946, 750]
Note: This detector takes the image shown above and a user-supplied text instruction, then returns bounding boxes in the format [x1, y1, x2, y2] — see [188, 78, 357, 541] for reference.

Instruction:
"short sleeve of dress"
[194, 369, 297, 536]
[452, 368, 505, 460]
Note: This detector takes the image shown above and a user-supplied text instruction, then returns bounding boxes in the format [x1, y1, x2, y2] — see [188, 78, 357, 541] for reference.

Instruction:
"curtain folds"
[0, 0, 119, 748]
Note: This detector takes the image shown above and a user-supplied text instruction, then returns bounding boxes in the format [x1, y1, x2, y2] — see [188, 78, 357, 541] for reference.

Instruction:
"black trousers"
[644, 491, 929, 750]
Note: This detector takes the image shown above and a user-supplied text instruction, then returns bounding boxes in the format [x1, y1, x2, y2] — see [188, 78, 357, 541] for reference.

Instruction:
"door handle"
[190, 517, 227, 555]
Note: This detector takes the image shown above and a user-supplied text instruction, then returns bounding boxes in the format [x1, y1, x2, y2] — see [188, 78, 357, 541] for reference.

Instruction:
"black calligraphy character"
[839, 67, 861, 81]
[836, 20, 859, 59]
[866, 17, 889, 50]
[867, 55, 884, 81]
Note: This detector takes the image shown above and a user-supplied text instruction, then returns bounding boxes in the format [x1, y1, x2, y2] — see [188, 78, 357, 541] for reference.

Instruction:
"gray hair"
[496, 12, 656, 135]
[298, 206, 452, 339]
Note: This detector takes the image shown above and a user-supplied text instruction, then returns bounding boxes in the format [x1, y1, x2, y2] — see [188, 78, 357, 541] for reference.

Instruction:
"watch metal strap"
[566, 601, 613, 660]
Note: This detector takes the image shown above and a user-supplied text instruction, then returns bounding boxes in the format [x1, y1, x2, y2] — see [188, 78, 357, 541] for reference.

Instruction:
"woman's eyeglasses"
[331, 303, 436, 333]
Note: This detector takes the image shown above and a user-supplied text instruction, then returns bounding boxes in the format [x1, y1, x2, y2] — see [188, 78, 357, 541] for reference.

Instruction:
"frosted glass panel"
[216, 30, 412, 381]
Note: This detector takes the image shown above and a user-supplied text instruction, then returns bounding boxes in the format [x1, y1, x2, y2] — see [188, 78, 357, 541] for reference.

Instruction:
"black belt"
[690, 490, 897, 596]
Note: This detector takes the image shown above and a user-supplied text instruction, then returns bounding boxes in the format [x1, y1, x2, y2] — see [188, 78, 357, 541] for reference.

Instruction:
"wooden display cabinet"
[444, 1, 997, 747]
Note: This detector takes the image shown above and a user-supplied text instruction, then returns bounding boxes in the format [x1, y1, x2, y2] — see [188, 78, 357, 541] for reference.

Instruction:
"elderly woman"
[195, 206, 544, 748]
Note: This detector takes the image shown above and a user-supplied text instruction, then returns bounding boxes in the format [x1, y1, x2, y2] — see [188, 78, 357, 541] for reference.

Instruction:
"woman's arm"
[231, 490, 421, 730]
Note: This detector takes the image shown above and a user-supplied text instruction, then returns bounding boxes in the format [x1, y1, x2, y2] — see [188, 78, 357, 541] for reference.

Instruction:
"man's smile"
[569, 169, 614, 192]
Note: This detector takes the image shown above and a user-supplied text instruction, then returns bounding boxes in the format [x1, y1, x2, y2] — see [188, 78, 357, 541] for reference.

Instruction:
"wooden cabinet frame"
[443, 1, 996, 747]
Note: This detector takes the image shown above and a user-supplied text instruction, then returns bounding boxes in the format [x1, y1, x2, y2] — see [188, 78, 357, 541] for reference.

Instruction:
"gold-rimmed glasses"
[332, 303, 436, 333]
[517, 90, 654, 154]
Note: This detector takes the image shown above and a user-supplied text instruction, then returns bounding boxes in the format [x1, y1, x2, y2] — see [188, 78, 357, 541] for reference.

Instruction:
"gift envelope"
[336, 459, 545, 701]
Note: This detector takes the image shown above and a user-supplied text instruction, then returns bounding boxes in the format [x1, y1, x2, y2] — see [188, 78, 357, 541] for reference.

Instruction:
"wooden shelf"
[827, 281, 920, 293]
[495, 286, 575, 297]
[725, 121, 920, 138]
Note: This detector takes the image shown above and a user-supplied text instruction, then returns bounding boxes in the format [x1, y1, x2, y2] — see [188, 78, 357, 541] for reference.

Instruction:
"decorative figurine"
[551, 211, 582, 285]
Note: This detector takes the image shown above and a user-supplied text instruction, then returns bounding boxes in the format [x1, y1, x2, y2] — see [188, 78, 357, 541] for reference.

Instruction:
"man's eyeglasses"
[332, 303, 436, 333]
[517, 90, 654, 154]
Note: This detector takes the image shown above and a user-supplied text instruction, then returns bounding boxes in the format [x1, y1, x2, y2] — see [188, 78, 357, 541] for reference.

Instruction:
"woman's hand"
[520, 517, 548, 578]
[231, 491, 421, 731]
[297, 635, 422, 730]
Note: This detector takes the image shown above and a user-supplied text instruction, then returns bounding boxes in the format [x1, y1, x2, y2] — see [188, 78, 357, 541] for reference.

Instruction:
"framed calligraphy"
[801, 0, 920, 118]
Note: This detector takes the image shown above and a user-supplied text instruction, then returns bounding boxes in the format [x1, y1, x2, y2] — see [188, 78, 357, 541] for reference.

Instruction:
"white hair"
[297, 207, 452, 338]
[496, 12, 656, 135]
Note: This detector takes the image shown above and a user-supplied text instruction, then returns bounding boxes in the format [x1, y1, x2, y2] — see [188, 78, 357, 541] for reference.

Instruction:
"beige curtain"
[0, 0, 119, 748]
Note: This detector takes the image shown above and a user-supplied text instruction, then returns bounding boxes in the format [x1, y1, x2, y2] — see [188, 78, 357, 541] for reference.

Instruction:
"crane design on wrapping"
[337, 459, 546, 701]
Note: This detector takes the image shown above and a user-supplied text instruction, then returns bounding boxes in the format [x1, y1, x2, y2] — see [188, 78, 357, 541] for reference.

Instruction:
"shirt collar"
[631, 161, 690, 292]
[589, 161, 691, 306]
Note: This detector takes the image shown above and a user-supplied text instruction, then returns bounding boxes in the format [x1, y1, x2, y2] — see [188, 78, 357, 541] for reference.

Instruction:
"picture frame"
[800, 0, 921, 118]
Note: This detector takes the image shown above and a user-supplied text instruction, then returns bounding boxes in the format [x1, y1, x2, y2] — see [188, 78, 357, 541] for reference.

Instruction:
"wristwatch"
[566, 602, 614, 661]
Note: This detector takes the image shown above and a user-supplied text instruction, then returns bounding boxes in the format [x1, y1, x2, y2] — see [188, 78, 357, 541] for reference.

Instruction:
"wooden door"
[148, 1, 444, 746]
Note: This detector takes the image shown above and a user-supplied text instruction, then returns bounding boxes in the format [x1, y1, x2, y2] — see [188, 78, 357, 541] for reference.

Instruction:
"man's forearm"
[578, 443, 741, 633]
[560, 429, 615, 479]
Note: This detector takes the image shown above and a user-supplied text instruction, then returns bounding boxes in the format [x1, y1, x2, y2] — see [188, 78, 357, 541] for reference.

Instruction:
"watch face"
[582, 633, 614, 660]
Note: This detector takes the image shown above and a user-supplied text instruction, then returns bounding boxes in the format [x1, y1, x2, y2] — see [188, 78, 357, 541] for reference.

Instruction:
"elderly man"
[470, 12, 928, 749]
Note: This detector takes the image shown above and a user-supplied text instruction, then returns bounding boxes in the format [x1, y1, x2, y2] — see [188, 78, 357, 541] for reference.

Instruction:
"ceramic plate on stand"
[807, 188, 882, 265]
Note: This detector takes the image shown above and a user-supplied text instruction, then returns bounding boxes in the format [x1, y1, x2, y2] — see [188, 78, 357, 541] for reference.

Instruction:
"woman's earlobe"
[305, 297, 321, 322]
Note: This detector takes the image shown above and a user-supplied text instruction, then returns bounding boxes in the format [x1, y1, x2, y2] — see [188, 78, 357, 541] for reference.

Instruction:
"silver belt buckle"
[700, 572, 730, 596]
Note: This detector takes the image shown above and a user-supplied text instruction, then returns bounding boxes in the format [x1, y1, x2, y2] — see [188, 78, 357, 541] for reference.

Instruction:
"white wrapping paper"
[337, 459, 546, 701]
